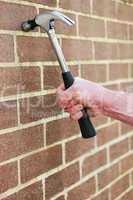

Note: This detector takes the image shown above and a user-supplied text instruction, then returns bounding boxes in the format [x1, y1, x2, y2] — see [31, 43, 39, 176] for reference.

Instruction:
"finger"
[70, 111, 83, 120]
[73, 96, 82, 105]
[64, 100, 75, 111]
[65, 104, 83, 114]
[68, 99, 82, 108]
[60, 85, 80, 102]
[56, 90, 73, 108]
[56, 84, 81, 109]
[57, 83, 81, 102]
[57, 83, 73, 98]
[58, 99, 72, 109]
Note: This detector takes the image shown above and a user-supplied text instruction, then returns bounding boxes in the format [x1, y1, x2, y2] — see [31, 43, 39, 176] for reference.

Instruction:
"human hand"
[56, 77, 105, 120]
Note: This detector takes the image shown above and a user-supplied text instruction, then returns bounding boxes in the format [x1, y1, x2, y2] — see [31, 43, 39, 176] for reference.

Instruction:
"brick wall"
[0, 0, 132, 199]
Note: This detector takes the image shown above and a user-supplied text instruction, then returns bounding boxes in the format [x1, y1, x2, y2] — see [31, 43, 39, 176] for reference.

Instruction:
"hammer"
[21, 11, 96, 138]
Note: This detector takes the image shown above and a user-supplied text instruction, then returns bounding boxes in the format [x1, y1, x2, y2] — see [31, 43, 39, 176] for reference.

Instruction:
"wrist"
[85, 81, 106, 112]
[102, 88, 115, 109]
[101, 88, 125, 115]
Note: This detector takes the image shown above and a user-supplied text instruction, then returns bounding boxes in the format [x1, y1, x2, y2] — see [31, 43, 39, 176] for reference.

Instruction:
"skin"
[56, 77, 133, 125]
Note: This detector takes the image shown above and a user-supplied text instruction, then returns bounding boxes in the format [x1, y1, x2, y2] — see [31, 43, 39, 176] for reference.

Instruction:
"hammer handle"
[62, 71, 96, 138]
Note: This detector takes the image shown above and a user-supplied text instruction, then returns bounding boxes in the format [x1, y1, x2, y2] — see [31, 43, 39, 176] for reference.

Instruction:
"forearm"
[102, 89, 133, 125]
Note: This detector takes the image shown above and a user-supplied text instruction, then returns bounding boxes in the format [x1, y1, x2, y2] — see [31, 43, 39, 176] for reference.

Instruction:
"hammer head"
[21, 11, 75, 32]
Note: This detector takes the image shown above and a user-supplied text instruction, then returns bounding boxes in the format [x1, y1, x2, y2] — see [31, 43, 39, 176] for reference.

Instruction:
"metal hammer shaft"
[48, 29, 69, 73]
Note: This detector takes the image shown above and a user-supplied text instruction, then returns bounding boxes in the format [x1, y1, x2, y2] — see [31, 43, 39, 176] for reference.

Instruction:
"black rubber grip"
[62, 71, 96, 138]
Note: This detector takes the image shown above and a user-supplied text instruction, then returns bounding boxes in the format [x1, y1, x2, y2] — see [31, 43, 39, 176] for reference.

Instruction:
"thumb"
[56, 82, 73, 101]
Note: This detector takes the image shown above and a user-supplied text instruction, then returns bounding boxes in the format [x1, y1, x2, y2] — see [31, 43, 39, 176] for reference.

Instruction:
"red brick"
[120, 81, 133, 93]
[79, 16, 105, 38]
[59, 0, 90, 13]
[65, 137, 95, 162]
[46, 117, 79, 145]
[0, 2, 37, 31]
[98, 163, 119, 189]
[109, 138, 129, 161]
[0, 35, 14, 62]
[116, 2, 133, 22]
[20, 94, 61, 124]
[94, 42, 118, 60]
[67, 177, 96, 200]
[54, 196, 65, 200]
[109, 63, 128, 81]
[129, 25, 133, 40]
[82, 149, 107, 176]
[91, 189, 109, 200]
[120, 122, 133, 135]
[2, 182, 43, 200]
[20, 145, 62, 183]
[0, 125, 43, 162]
[81, 64, 107, 82]
[97, 123, 119, 146]
[0, 100, 17, 130]
[17, 36, 56, 62]
[130, 64, 133, 78]
[0, 67, 41, 96]
[120, 189, 133, 200]
[107, 21, 128, 40]
[92, 0, 116, 18]
[62, 39, 92, 61]
[0, 162, 18, 193]
[23, 0, 56, 7]
[118, 43, 133, 60]
[43, 65, 78, 90]
[131, 136, 133, 149]
[45, 162, 80, 199]
[91, 115, 108, 128]
[110, 175, 130, 199]
[120, 154, 133, 174]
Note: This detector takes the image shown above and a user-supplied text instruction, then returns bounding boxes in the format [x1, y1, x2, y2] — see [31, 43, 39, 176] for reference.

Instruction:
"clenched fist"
[56, 77, 105, 120]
